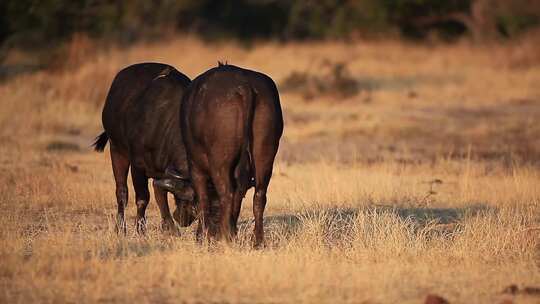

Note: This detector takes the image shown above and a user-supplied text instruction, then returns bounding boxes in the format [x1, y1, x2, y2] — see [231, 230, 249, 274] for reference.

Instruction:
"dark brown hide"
[93, 62, 196, 233]
[181, 63, 283, 246]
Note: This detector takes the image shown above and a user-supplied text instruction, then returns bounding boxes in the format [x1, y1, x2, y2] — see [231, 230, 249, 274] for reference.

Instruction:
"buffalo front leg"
[152, 181, 176, 234]
[131, 167, 149, 234]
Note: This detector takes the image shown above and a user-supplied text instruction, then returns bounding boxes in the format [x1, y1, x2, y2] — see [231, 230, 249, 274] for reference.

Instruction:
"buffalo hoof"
[135, 217, 147, 235]
[161, 219, 179, 236]
[115, 223, 127, 235]
[195, 222, 213, 244]
[115, 215, 127, 235]
[252, 236, 266, 249]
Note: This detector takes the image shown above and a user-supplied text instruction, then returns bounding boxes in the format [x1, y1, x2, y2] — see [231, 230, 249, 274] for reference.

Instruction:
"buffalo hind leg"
[230, 152, 252, 236]
[230, 190, 244, 237]
[210, 165, 235, 242]
[252, 143, 279, 248]
[191, 165, 211, 242]
[110, 146, 129, 234]
[152, 182, 177, 234]
[131, 167, 149, 234]
[253, 180, 270, 248]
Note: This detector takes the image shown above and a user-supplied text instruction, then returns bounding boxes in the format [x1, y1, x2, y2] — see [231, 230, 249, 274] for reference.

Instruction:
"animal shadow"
[237, 203, 494, 247]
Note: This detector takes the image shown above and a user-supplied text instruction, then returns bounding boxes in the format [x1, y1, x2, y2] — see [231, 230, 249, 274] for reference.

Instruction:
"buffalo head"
[153, 178, 197, 227]
[153, 167, 198, 227]
[173, 196, 197, 227]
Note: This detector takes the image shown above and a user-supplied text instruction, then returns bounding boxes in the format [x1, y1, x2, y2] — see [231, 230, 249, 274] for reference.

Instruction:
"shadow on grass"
[236, 203, 494, 247]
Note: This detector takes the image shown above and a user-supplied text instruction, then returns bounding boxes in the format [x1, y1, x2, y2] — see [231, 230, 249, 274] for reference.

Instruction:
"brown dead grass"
[0, 36, 539, 303]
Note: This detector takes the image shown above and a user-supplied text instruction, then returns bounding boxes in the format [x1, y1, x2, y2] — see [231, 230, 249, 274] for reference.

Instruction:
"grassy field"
[1, 36, 539, 303]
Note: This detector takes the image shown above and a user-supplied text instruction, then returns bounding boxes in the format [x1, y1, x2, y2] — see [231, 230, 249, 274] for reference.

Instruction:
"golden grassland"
[1, 35, 540, 303]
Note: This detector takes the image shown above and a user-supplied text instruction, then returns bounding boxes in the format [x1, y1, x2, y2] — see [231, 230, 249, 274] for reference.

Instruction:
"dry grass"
[1, 36, 539, 303]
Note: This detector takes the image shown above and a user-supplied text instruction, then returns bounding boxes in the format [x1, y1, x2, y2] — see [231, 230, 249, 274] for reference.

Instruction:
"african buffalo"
[181, 63, 283, 246]
[93, 62, 197, 234]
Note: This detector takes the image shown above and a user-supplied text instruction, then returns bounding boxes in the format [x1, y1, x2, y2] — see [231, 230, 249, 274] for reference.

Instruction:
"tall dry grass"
[1, 36, 539, 303]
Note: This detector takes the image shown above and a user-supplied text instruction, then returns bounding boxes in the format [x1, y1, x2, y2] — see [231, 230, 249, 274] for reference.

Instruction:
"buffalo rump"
[181, 63, 283, 246]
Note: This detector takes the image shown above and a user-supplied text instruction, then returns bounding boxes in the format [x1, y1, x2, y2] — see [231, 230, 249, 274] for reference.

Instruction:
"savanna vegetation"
[1, 36, 539, 303]
[1, 1, 539, 303]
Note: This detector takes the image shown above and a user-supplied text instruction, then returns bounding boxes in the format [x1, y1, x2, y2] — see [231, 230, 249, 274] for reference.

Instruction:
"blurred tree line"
[1, 0, 539, 49]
